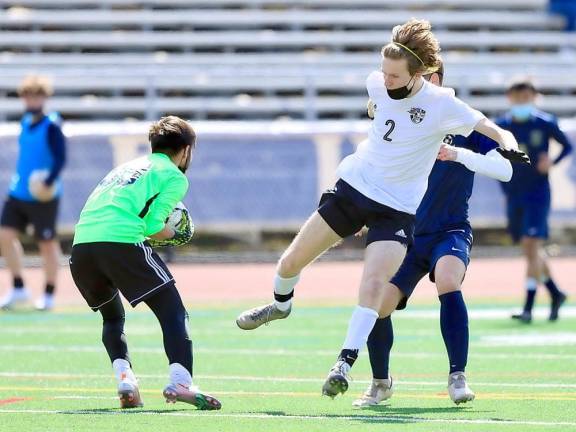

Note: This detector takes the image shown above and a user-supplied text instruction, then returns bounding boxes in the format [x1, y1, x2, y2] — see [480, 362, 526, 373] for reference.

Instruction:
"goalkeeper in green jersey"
[70, 116, 221, 410]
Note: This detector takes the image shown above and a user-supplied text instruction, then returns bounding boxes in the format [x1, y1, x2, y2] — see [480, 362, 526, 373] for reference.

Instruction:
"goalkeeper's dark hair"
[149, 116, 196, 156]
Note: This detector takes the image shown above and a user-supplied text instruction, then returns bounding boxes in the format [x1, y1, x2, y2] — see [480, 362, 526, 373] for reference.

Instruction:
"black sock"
[13, 277, 24, 289]
[439, 291, 469, 374]
[367, 317, 393, 380]
[338, 349, 359, 367]
[99, 294, 130, 364]
[45, 283, 55, 295]
[543, 277, 562, 298]
[524, 290, 537, 313]
[145, 284, 193, 375]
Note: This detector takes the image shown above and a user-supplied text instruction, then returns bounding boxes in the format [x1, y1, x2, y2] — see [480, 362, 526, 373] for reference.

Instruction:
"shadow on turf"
[258, 406, 489, 425]
[60, 408, 192, 415]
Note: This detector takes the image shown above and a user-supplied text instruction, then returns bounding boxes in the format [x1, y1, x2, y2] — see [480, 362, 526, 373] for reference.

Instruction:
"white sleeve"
[454, 147, 513, 182]
[439, 94, 485, 138]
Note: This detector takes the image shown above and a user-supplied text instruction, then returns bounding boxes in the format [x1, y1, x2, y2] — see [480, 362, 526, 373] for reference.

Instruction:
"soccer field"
[1, 304, 575, 432]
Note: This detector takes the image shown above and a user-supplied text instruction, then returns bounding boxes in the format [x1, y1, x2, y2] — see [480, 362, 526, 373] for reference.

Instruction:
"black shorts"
[318, 179, 415, 247]
[0, 196, 59, 240]
[69, 241, 175, 311]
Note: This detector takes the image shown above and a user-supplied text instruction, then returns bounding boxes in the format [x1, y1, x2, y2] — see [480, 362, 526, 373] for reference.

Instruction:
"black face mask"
[387, 76, 415, 100]
[178, 146, 192, 174]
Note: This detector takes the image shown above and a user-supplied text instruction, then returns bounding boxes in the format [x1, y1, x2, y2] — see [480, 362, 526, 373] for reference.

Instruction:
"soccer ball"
[166, 201, 194, 237]
[28, 169, 56, 201]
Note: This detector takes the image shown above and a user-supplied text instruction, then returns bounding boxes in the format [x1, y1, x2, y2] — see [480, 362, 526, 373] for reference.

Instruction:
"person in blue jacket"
[0, 75, 66, 311]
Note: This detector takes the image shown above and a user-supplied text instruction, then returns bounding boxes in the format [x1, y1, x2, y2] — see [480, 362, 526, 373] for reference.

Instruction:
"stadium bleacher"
[0, 0, 574, 120]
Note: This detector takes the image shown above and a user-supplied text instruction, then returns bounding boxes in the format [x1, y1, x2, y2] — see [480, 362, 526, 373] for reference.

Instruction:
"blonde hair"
[18, 74, 54, 97]
[381, 19, 442, 76]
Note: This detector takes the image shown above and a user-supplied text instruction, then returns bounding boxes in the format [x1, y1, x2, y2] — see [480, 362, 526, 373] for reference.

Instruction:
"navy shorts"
[317, 179, 415, 247]
[70, 241, 175, 311]
[506, 196, 550, 243]
[0, 195, 59, 240]
[390, 227, 473, 309]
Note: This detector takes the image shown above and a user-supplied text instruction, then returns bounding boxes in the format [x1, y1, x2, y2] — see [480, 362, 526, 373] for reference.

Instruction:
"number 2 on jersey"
[383, 120, 395, 142]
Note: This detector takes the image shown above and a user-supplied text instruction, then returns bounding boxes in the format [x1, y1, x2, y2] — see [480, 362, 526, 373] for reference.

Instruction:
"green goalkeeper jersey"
[73, 153, 189, 245]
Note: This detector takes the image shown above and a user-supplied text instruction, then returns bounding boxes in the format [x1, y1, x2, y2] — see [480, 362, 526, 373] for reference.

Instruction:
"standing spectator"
[0, 75, 66, 311]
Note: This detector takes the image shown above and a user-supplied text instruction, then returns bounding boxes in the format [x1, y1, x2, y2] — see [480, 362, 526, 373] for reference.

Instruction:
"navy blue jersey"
[496, 110, 572, 201]
[414, 132, 498, 235]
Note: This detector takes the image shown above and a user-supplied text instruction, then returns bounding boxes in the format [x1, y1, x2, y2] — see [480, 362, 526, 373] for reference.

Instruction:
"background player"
[0, 75, 66, 311]
[69, 116, 221, 410]
[354, 66, 528, 408]
[497, 79, 572, 323]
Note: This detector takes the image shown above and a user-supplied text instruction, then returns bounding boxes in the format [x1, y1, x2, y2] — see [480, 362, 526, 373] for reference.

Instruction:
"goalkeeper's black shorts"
[70, 241, 175, 311]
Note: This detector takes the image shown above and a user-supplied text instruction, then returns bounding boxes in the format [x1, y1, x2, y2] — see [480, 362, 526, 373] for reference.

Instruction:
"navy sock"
[524, 290, 537, 313]
[367, 317, 393, 380]
[338, 349, 359, 367]
[13, 277, 24, 289]
[45, 283, 55, 295]
[439, 291, 469, 374]
[543, 277, 562, 298]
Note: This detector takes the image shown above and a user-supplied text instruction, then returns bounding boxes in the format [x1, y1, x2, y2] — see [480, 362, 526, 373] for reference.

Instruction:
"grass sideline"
[0, 304, 575, 432]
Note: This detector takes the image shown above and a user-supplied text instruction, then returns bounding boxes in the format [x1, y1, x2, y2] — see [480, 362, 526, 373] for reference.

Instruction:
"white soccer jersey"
[337, 71, 485, 214]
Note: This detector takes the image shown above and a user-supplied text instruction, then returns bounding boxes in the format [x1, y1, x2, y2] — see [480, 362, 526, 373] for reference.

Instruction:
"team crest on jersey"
[408, 107, 426, 124]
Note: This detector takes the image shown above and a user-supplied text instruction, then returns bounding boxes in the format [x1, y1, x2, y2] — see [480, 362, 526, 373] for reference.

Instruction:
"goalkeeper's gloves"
[148, 209, 194, 248]
[496, 148, 530, 164]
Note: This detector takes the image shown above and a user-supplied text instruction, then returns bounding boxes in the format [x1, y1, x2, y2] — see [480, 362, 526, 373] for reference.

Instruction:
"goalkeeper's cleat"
[118, 380, 143, 409]
[549, 292, 567, 321]
[352, 377, 394, 407]
[448, 372, 475, 405]
[163, 383, 221, 410]
[322, 360, 351, 399]
[236, 303, 291, 330]
[511, 311, 532, 323]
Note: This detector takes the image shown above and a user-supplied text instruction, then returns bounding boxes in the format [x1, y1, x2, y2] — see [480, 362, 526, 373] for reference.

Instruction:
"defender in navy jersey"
[496, 79, 572, 323]
[353, 66, 526, 407]
[0, 75, 66, 311]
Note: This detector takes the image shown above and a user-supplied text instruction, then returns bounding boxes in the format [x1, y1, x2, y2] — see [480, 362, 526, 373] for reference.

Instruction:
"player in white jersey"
[235, 19, 523, 398]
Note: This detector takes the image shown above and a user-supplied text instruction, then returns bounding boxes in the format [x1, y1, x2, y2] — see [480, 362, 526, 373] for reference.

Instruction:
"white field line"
[0, 409, 574, 427]
[1, 371, 576, 389]
[0, 344, 574, 359]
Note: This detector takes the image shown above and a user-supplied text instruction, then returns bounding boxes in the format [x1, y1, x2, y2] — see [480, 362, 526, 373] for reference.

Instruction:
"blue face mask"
[510, 104, 533, 121]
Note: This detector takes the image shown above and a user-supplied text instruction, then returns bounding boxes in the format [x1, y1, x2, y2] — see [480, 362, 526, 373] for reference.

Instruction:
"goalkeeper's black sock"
[144, 284, 193, 374]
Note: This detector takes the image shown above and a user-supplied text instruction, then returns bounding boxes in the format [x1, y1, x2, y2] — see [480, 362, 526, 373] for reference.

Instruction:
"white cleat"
[322, 359, 351, 399]
[163, 383, 221, 410]
[352, 377, 394, 407]
[236, 303, 291, 330]
[118, 380, 144, 409]
[0, 288, 30, 309]
[448, 371, 475, 405]
[35, 294, 55, 311]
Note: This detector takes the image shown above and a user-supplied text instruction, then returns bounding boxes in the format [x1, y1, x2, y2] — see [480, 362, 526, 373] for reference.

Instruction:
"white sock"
[342, 306, 379, 351]
[526, 277, 538, 292]
[169, 363, 193, 388]
[112, 359, 136, 384]
[274, 273, 299, 312]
